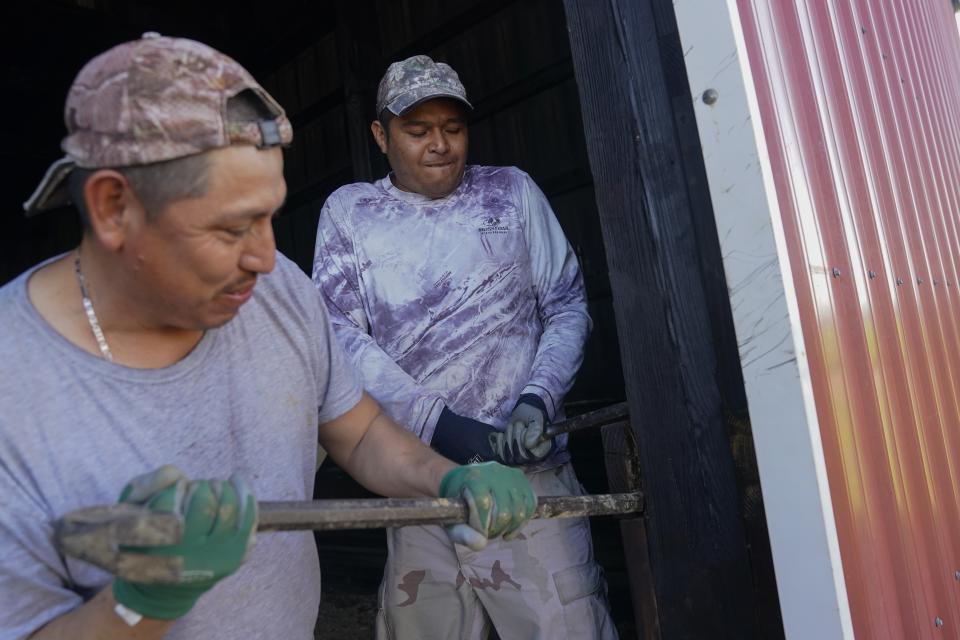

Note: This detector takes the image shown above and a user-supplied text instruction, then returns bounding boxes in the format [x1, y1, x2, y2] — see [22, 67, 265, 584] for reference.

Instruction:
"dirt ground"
[315, 591, 377, 639]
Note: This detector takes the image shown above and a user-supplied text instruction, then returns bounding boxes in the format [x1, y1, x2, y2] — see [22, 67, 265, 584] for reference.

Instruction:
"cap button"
[141, 31, 162, 39]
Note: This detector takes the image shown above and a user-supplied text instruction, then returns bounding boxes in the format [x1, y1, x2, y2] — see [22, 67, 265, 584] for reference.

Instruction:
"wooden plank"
[468, 59, 575, 126]
[469, 79, 590, 191]
[562, 0, 760, 636]
[437, 0, 572, 105]
[648, 0, 784, 635]
[375, 0, 510, 60]
[297, 35, 341, 110]
[335, 0, 389, 183]
[600, 421, 640, 494]
[619, 517, 661, 640]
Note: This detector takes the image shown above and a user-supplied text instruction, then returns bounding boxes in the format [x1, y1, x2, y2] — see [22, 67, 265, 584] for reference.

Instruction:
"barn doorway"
[1, 1, 632, 636]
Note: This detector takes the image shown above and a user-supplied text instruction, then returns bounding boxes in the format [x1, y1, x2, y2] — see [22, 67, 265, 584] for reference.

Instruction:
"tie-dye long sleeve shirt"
[312, 165, 591, 452]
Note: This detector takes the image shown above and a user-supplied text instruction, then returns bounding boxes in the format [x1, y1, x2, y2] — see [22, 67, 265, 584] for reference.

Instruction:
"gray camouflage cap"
[24, 32, 293, 215]
[376, 55, 472, 117]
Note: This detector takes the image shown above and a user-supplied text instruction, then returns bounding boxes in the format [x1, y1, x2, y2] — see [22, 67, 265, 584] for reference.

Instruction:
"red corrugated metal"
[736, 0, 960, 636]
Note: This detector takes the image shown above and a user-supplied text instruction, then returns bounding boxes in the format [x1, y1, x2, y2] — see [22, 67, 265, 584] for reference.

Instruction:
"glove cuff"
[432, 408, 496, 464]
[439, 466, 458, 498]
[112, 578, 207, 621]
[515, 393, 547, 417]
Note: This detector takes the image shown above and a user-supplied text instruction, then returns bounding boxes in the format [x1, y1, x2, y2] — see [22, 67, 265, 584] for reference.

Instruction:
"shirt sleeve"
[517, 171, 593, 419]
[0, 499, 82, 640]
[312, 194, 446, 442]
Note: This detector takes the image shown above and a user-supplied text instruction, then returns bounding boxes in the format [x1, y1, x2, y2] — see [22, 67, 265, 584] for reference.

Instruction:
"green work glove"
[489, 395, 556, 465]
[439, 461, 536, 551]
[112, 465, 258, 620]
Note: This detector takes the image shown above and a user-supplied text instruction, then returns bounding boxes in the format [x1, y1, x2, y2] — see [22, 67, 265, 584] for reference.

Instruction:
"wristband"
[114, 602, 144, 627]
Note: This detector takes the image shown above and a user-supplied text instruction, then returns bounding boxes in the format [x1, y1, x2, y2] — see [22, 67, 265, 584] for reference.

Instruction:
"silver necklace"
[74, 250, 114, 362]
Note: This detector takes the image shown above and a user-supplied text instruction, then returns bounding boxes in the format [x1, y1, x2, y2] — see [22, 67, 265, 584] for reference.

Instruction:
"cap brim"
[23, 157, 76, 216]
[387, 90, 473, 117]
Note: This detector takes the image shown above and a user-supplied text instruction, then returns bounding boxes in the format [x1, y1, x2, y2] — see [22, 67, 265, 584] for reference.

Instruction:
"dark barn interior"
[1, 1, 634, 636]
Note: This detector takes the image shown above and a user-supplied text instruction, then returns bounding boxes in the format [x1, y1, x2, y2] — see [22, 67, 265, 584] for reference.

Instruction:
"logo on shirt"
[433, 270, 453, 290]
[478, 216, 509, 236]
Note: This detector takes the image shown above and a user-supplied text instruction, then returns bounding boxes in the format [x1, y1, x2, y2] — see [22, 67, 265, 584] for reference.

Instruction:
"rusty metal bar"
[544, 401, 630, 438]
[54, 493, 644, 584]
[258, 492, 643, 531]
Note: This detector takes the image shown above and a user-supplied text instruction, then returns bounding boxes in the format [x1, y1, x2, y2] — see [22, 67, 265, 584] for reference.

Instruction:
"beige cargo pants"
[375, 463, 618, 640]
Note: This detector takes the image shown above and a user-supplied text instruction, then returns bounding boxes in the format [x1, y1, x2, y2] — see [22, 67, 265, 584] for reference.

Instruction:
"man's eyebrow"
[216, 194, 288, 222]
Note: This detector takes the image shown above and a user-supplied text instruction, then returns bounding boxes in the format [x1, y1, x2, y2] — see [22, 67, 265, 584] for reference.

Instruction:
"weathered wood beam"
[334, 0, 387, 183]
[563, 0, 761, 636]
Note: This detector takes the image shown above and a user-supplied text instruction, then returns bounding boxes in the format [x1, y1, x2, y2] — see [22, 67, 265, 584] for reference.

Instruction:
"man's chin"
[198, 307, 242, 330]
[203, 316, 236, 330]
[423, 180, 461, 199]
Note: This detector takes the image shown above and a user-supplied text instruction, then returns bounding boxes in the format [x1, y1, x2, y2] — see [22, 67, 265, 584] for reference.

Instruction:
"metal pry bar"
[544, 401, 629, 438]
[56, 492, 644, 583]
[257, 492, 643, 531]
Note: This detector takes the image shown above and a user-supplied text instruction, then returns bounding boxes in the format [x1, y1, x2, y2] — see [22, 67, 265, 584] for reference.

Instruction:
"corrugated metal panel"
[737, 0, 960, 636]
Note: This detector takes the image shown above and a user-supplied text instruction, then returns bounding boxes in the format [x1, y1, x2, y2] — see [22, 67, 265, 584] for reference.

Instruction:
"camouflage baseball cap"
[376, 55, 472, 117]
[24, 32, 293, 215]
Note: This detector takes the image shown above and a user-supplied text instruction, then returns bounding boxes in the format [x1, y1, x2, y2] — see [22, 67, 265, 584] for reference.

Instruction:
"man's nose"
[239, 219, 276, 274]
[428, 129, 450, 154]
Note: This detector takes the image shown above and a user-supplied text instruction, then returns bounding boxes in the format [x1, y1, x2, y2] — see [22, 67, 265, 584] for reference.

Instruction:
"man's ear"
[370, 120, 389, 155]
[83, 169, 139, 251]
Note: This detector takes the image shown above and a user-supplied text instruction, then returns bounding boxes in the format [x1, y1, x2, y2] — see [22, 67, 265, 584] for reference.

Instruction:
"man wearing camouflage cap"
[313, 55, 616, 639]
[0, 36, 536, 640]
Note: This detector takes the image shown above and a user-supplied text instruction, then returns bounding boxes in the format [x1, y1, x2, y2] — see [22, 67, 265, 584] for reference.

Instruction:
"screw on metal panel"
[702, 88, 719, 106]
[935, 616, 944, 628]
[918, 277, 924, 284]
[869, 270, 877, 279]
[934, 279, 939, 285]
[832, 267, 841, 278]
[897, 277, 904, 285]
[955, 570, 960, 580]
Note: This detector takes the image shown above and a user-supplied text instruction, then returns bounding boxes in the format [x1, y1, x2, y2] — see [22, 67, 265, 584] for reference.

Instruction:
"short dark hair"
[68, 153, 211, 230]
[378, 108, 395, 140]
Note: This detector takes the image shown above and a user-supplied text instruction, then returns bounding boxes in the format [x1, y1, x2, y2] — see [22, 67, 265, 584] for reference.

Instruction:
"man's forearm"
[342, 411, 455, 498]
[30, 586, 174, 640]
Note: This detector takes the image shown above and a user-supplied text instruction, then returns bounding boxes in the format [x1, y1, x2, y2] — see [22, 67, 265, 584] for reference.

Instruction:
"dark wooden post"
[563, 1, 764, 637]
[334, 0, 388, 183]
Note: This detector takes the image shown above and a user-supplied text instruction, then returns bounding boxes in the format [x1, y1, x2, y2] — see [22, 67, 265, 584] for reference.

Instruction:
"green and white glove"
[112, 465, 258, 620]
[439, 461, 536, 551]
[489, 395, 556, 465]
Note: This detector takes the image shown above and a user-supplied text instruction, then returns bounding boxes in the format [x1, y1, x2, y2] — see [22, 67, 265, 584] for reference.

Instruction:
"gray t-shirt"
[0, 252, 362, 640]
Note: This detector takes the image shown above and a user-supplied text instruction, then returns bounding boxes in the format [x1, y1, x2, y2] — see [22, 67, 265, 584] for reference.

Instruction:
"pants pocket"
[554, 560, 601, 605]
[552, 561, 617, 639]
